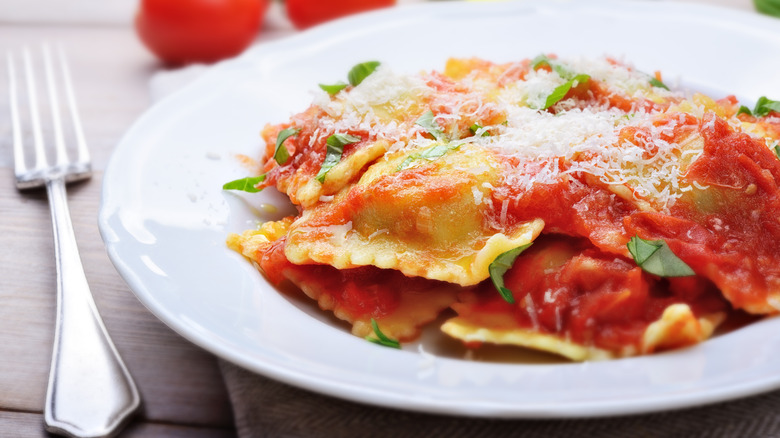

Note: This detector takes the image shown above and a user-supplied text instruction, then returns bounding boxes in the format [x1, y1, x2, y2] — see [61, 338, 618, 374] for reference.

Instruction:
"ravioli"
[227, 55, 780, 360]
[283, 142, 545, 285]
[228, 219, 460, 341]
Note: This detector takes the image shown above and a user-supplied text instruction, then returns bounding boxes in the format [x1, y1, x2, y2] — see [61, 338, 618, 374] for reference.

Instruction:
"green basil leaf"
[318, 82, 348, 95]
[274, 128, 300, 165]
[753, 96, 780, 117]
[327, 133, 362, 147]
[755, 0, 780, 16]
[488, 243, 534, 304]
[773, 142, 780, 159]
[737, 105, 753, 117]
[469, 123, 490, 137]
[542, 74, 590, 110]
[627, 235, 695, 277]
[530, 54, 575, 79]
[365, 318, 400, 349]
[552, 63, 574, 79]
[415, 110, 445, 141]
[649, 77, 669, 90]
[396, 141, 464, 171]
[222, 175, 266, 193]
[348, 61, 381, 87]
[408, 143, 451, 162]
[530, 54, 553, 71]
[315, 133, 361, 183]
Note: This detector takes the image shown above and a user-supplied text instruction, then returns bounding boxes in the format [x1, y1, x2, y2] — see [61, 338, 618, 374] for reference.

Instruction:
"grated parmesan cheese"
[302, 56, 749, 212]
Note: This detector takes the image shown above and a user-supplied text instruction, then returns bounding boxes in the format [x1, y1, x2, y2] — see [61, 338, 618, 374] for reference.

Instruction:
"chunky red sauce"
[626, 115, 780, 312]
[463, 111, 780, 350]
[261, 239, 402, 319]
[259, 237, 417, 320]
[453, 235, 730, 352]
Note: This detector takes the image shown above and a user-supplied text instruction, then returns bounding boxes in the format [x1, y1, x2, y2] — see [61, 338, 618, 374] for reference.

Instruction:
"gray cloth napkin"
[218, 359, 780, 438]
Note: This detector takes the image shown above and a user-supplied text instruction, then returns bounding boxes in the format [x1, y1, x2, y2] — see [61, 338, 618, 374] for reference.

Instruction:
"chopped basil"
[739, 96, 780, 118]
[488, 243, 533, 304]
[627, 235, 695, 277]
[396, 141, 462, 171]
[348, 61, 381, 87]
[415, 110, 445, 141]
[649, 77, 669, 90]
[542, 74, 590, 110]
[774, 142, 780, 159]
[315, 133, 361, 183]
[755, 0, 780, 16]
[753, 96, 780, 117]
[530, 54, 550, 69]
[222, 175, 266, 193]
[755, 0, 780, 15]
[274, 128, 300, 165]
[469, 123, 490, 137]
[319, 61, 380, 95]
[530, 54, 573, 78]
[318, 82, 348, 95]
[365, 318, 400, 349]
[531, 55, 599, 110]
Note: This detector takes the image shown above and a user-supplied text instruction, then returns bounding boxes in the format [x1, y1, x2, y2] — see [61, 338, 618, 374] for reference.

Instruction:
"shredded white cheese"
[306, 56, 741, 212]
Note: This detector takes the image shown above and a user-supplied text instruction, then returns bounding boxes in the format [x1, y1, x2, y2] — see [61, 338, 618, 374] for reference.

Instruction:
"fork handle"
[44, 177, 141, 438]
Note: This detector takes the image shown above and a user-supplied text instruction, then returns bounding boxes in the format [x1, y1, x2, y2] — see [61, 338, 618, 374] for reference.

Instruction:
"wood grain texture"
[0, 25, 236, 435]
[0, 412, 235, 438]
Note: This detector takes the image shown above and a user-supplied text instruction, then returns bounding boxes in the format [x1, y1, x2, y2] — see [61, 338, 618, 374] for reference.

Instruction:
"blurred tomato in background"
[135, 0, 399, 65]
[286, 0, 396, 29]
[135, 0, 269, 65]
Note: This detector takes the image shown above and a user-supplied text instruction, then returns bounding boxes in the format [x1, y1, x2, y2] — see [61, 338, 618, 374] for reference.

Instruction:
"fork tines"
[8, 44, 91, 190]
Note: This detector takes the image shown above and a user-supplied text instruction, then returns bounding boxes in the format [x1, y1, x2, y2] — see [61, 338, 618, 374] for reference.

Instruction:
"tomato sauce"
[625, 115, 780, 313]
[259, 237, 402, 319]
[453, 235, 731, 352]
[467, 112, 779, 350]
[492, 169, 636, 255]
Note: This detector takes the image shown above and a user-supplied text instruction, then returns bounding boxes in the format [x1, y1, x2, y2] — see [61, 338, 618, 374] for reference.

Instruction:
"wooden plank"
[0, 411, 236, 438]
[0, 24, 157, 171]
[0, 24, 235, 429]
[0, 166, 234, 427]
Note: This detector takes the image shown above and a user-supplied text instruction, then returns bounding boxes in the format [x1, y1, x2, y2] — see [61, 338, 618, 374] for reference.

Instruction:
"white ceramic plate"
[99, 0, 780, 418]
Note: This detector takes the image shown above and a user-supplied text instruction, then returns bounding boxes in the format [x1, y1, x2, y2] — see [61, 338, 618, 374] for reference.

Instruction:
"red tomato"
[286, 0, 396, 30]
[135, 0, 269, 66]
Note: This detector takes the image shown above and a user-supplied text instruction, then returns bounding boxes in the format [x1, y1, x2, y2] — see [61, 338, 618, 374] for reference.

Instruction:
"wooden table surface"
[0, 23, 241, 438]
[0, 0, 760, 437]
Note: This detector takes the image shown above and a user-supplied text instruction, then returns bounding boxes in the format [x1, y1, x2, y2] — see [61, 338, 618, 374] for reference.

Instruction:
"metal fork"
[8, 44, 141, 438]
